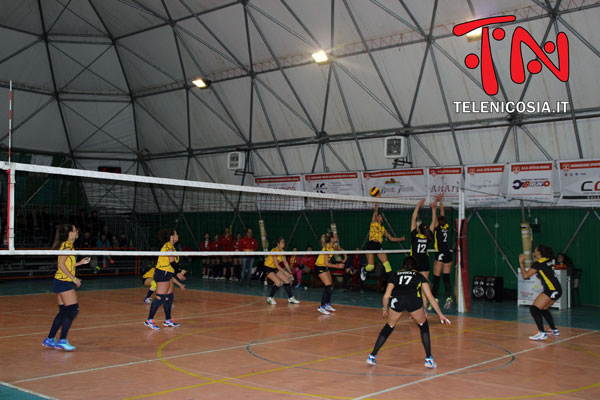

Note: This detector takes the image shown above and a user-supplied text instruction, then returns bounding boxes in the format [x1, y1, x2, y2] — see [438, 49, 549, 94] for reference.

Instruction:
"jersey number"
[442, 232, 448, 242]
[417, 243, 427, 253]
[399, 276, 413, 285]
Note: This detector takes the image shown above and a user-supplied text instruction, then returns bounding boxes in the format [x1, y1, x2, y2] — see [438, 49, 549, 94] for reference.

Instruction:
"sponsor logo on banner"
[254, 175, 304, 210]
[304, 172, 363, 209]
[559, 160, 600, 204]
[362, 169, 427, 201]
[428, 167, 463, 200]
[507, 162, 553, 201]
[465, 165, 505, 205]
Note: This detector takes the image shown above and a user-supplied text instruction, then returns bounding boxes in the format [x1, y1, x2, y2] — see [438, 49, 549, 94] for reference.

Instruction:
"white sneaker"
[529, 331, 548, 341]
[360, 267, 367, 281]
[424, 356, 437, 369]
[366, 354, 376, 365]
[546, 328, 560, 336]
[266, 297, 277, 305]
[144, 297, 152, 304]
[288, 296, 300, 304]
[317, 306, 330, 315]
[219, 276, 226, 280]
[325, 304, 336, 312]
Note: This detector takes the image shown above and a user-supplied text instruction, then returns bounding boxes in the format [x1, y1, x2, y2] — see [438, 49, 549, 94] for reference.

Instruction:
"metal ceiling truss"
[2, 0, 599, 177]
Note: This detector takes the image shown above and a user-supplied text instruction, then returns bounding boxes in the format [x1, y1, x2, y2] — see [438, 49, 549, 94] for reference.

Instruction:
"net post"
[7, 166, 15, 254]
[457, 188, 466, 313]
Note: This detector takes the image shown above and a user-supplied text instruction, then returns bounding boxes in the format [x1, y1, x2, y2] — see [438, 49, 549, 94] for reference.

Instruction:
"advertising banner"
[362, 168, 427, 202]
[507, 162, 553, 202]
[559, 160, 600, 205]
[254, 175, 305, 210]
[304, 172, 363, 209]
[464, 164, 506, 205]
[428, 167, 463, 201]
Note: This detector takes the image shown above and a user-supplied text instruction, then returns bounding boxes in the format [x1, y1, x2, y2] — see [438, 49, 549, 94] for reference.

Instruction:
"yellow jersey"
[315, 244, 334, 267]
[55, 241, 76, 282]
[156, 242, 176, 273]
[264, 247, 284, 269]
[369, 222, 385, 243]
[143, 267, 155, 279]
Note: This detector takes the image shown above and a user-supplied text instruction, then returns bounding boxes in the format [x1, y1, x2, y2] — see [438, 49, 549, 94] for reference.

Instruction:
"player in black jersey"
[432, 199, 453, 310]
[366, 256, 451, 369]
[410, 196, 439, 308]
[519, 244, 562, 341]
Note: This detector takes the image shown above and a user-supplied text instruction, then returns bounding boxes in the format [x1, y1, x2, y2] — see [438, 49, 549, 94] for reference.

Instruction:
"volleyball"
[369, 186, 380, 197]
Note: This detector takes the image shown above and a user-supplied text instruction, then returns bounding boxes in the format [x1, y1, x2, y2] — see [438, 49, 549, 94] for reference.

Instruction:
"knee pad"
[325, 285, 333, 294]
[365, 264, 374, 272]
[381, 323, 395, 338]
[383, 261, 392, 273]
[432, 275, 441, 283]
[418, 320, 429, 333]
[64, 304, 79, 319]
[150, 280, 157, 291]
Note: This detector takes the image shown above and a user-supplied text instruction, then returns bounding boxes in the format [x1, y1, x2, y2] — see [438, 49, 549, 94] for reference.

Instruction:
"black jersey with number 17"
[388, 270, 429, 299]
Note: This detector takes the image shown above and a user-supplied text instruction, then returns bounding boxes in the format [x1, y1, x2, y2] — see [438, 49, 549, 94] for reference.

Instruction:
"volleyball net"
[0, 161, 451, 257]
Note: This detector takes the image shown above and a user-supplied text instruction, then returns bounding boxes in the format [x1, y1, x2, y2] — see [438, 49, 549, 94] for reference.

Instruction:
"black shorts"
[544, 287, 562, 300]
[53, 279, 76, 293]
[262, 265, 278, 275]
[435, 252, 453, 263]
[367, 241, 383, 251]
[315, 265, 329, 274]
[415, 255, 430, 272]
[154, 269, 173, 282]
[390, 295, 423, 313]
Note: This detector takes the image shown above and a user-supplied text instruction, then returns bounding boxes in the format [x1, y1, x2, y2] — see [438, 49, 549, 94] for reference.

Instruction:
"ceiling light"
[466, 27, 482, 42]
[312, 50, 328, 63]
[192, 78, 210, 88]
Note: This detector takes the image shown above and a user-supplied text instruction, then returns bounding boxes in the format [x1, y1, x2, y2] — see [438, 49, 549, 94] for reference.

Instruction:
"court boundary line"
[13, 322, 381, 384]
[0, 380, 58, 400]
[351, 331, 596, 400]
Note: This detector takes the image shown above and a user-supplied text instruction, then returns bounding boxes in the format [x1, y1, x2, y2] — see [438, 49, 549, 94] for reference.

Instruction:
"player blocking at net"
[364, 188, 405, 277]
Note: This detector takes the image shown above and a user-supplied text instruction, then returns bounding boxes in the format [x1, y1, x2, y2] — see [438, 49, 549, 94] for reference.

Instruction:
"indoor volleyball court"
[2, 0, 600, 399]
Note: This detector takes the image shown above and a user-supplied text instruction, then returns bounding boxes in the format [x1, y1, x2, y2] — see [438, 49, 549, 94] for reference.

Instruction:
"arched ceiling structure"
[1, 0, 600, 185]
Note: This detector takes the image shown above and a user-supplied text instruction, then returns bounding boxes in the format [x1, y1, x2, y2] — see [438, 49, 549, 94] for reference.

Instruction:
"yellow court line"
[564, 343, 600, 359]
[464, 382, 600, 400]
[125, 318, 524, 400]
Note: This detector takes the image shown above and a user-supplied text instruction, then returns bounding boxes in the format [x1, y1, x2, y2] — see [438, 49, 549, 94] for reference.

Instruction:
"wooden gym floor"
[0, 277, 599, 400]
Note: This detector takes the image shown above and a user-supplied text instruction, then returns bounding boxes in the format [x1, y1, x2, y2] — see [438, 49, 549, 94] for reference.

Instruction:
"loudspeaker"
[485, 276, 503, 302]
[472, 276, 486, 301]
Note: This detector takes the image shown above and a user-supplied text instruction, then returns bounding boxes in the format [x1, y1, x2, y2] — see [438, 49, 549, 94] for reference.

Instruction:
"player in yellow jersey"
[519, 245, 562, 341]
[315, 232, 345, 315]
[363, 198, 405, 279]
[144, 229, 184, 330]
[42, 224, 90, 351]
[263, 237, 300, 305]
[141, 262, 187, 304]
